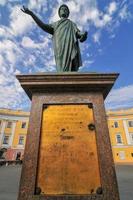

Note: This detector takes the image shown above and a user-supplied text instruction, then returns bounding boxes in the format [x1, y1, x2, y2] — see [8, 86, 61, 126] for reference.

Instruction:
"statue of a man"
[21, 4, 88, 72]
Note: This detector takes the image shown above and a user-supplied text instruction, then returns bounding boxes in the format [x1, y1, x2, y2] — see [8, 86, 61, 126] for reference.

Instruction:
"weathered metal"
[37, 105, 101, 195]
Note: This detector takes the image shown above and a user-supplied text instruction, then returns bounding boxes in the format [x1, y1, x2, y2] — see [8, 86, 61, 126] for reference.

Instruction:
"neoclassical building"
[0, 109, 29, 160]
[0, 108, 133, 163]
[107, 108, 133, 163]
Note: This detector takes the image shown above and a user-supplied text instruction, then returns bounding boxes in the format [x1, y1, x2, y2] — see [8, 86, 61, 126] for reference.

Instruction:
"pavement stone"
[0, 164, 133, 200]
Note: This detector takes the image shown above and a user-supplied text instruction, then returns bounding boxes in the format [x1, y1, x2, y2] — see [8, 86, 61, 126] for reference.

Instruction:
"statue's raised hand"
[21, 6, 32, 15]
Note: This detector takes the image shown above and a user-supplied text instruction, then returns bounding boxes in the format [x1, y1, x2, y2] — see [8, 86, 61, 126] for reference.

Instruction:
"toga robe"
[49, 18, 82, 72]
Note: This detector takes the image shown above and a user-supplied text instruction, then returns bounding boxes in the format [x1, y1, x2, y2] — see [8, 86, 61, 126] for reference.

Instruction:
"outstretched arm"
[21, 6, 54, 35]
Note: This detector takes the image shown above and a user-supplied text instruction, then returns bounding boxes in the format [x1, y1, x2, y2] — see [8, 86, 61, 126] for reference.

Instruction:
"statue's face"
[59, 6, 69, 18]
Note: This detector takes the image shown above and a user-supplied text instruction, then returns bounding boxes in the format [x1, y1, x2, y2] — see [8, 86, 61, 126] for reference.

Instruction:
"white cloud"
[103, 14, 112, 24]
[0, 0, 6, 6]
[21, 36, 50, 49]
[0, 42, 30, 109]
[0, 26, 14, 39]
[108, 2, 117, 15]
[0, 74, 7, 85]
[89, 9, 99, 20]
[0, 55, 4, 65]
[21, 36, 40, 48]
[28, 0, 48, 12]
[93, 31, 101, 43]
[81, 59, 94, 68]
[23, 54, 36, 67]
[0, 38, 25, 110]
[14, 69, 21, 75]
[28, 0, 37, 9]
[105, 85, 133, 109]
[20, 34, 55, 72]
[0, 39, 22, 66]
[0, 82, 30, 110]
[6, 50, 16, 66]
[0, 39, 16, 51]
[9, 5, 33, 36]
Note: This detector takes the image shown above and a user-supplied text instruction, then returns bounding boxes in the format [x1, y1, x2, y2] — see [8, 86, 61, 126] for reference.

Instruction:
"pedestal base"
[17, 73, 120, 200]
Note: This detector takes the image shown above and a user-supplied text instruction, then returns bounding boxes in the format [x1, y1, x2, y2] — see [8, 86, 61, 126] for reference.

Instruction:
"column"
[9, 121, 17, 147]
[123, 120, 131, 145]
[0, 120, 6, 146]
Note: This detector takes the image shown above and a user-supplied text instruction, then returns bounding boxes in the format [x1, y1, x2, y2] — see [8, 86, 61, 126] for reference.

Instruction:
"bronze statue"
[21, 4, 88, 72]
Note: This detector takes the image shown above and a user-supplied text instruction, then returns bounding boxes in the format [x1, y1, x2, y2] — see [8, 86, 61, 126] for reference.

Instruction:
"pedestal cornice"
[16, 73, 119, 100]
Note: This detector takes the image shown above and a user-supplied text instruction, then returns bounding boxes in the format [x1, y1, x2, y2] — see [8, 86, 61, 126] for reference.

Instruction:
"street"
[0, 165, 133, 200]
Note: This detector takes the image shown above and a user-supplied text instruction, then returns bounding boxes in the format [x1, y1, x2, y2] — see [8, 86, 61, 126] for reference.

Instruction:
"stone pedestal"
[17, 73, 120, 200]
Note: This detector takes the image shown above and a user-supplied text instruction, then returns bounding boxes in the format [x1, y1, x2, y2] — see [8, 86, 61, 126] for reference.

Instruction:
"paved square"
[0, 164, 133, 200]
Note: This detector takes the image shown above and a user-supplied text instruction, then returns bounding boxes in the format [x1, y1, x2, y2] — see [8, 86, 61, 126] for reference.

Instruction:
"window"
[128, 121, 133, 127]
[3, 136, 10, 145]
[130, 133, 133, 144]
[116, 134, 122, 144]
[21, 122, 26, 129]
[18, 136, 24, 145]
[6, 121, 12, 128]
[114, 121, 118, 128]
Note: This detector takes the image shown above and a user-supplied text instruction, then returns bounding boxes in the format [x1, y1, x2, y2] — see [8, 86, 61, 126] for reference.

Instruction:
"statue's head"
[58, 4, 70, 18]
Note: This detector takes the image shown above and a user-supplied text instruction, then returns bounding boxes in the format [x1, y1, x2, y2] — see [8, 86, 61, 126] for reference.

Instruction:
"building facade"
[0, 108, 133, 164]
[0, 109, 29, 161]
[107, 108, 133, 163]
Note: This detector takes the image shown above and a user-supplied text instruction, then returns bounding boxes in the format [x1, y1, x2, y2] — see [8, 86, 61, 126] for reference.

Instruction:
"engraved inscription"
[37, 105, 101, 195]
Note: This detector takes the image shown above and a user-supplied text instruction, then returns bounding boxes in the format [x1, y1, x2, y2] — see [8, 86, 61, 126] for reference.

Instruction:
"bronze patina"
[21, 4, 88, 72]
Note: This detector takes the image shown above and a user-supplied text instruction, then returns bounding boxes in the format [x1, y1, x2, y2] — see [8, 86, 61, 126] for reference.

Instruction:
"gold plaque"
[37, 105, 101, 195]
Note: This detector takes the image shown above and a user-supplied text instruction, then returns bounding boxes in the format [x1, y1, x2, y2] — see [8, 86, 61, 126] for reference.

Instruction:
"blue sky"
[0, 0, 133, 111]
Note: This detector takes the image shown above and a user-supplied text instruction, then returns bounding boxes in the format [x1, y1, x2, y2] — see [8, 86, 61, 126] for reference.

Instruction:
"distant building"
[0, 108, 133, 163]
[107, 108, 133, 163]
[0, 109, 30, 161]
